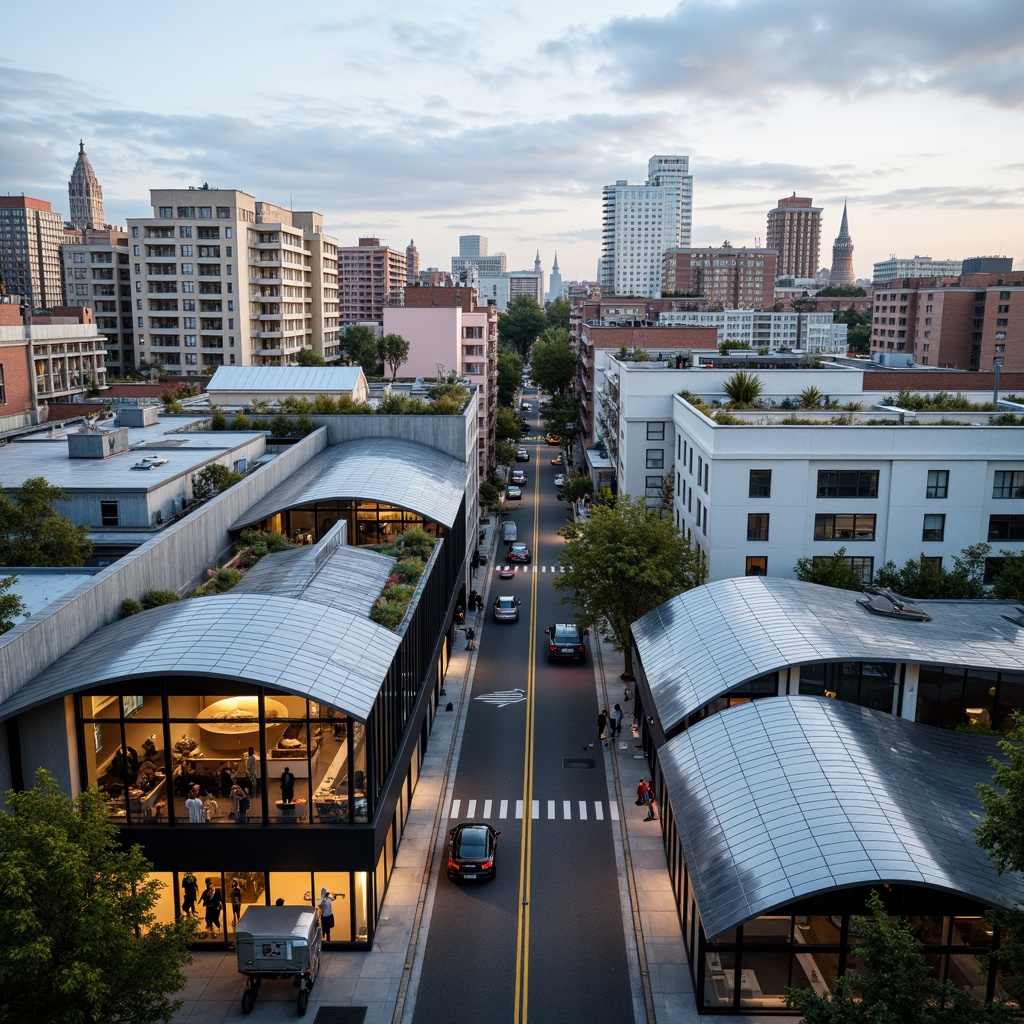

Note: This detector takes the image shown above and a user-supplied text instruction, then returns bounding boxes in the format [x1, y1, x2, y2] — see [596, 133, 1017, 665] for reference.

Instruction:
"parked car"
[492, 595, 520, 622]
[515, 448, 530, 462]
[544, 622, 588, 663]
[505, 485, 522, 500]
[510, 469, 527, 485]
[546, 433, 562, 445]
[554, 473, 566, 487]
[508, 541, 531, 563]
[446, 822, 500, 881]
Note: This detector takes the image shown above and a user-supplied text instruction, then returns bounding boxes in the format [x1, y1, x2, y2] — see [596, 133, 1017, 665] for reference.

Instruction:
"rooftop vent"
[858, 589, 932, 622]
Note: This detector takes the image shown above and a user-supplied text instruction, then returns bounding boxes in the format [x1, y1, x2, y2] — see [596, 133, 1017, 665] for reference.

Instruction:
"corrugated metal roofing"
[207, 366, 365, 394]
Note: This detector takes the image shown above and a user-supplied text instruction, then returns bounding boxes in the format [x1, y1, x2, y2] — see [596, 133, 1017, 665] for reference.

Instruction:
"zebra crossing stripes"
[494, 565, 568, 573]
[448, 797, 619, 821]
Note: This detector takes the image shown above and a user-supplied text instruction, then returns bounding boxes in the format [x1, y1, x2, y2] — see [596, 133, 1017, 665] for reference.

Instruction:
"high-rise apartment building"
[338, 237, 406, 326]
[662, 243, 776, 309]
[766, 195, 821, 281]
[0, 196, 66, 309]
[67, 140, 105, 231]
[829, 202, 856, 286]
[405, 240, 420, 285]
[872, 256, 963, 285]
[128, 188, 338, 374]
[460, 235, 487, 258]
[600, 155, 693, 298]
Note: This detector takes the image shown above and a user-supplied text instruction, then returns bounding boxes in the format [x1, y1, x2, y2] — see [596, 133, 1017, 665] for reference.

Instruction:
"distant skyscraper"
[766, 195, 821, 280]
[829, 202, 856, 287]
[405, 239, 420, 285]
[452, 235, 505, 279]
[600, 155, 693, 298]
[67, 140, 105, 231]
[547, 252, 564, 304]
[459, 235, 487, 258]
[0, 196, 66, 308]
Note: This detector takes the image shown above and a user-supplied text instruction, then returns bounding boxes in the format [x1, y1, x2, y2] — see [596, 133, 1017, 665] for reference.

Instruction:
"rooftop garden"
[368, 528, 437, 631]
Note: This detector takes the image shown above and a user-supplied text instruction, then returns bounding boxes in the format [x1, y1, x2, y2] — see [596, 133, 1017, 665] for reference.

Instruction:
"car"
[510, 469, 527, 485]
[446, 822, 500, 881]
[492, 595, 521, 622]
[515, 448, 530, 462]
[550, 454, 563, 466]
[521, 402, 532, 412]
[554, 473, 566, 487]
[505, 485, 522, 500]
[508, 541, 531, 563]
[546, 433, 562, 445]
[544, 622, 589, 663]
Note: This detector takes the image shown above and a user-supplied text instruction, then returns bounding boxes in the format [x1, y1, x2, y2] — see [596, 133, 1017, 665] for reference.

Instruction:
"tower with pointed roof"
[405, 239, 419, 285]
[68, 140, 105, 230]
[829, 201, 856, 286]
[547, 251, 564, 304]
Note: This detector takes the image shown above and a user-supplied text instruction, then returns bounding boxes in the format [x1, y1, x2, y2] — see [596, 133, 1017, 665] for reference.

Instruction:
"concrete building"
[546, 252, 564, 304]
[0, 196, 66, 310]
[658, 308, 847, 354]
[662, 243, 776, 309]
[67, 140, 105, 232]
[337, 237, 405, 327]
[600, 155, 693, 298]
[873, 255, 963, 285]
[766, 195, 821, 280]
[128, 190, 338, 375]
[405, 239, 419, 285]
[829, 201, 856, 286]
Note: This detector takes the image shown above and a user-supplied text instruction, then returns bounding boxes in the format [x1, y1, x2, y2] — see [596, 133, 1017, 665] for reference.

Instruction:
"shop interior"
[258, 500, 442, 549]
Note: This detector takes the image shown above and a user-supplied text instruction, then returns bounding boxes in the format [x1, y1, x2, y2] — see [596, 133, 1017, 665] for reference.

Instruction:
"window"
[747, 513, 769, 541]
[988, 515, 1024, 541]
[645, 475, 663, 496]
[817, 470, 878, 498]
[0, 365, 5, 404]
[179, 226, 192, 238]
[993, 471, 1024, 499]
[922, 514, 945, 542]
[198, 207, 212, 218]
[180, 263, 193, 275]
[814, 514, 876, 541]
[745, 556, 768, 576]
[100, 500, 119, 527]
[216, 207, 230, 219]
[131, 226, 139, 237]
[646, 449, 664, 469]
[158, 207, 172, 218]
[177, 206, 194, 218]
[813, 554, 874, 584]
[926, 469, 949, 499]
[72, 252, 86, 264]
[647, 422, 665, 440]
[180, 245, 193, 257]
[749, 469, 771, 498]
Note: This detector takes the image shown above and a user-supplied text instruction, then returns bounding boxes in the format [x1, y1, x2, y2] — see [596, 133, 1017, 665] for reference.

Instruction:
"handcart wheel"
[241, 989, 254, 1014]
[297, 987, 309, 1016]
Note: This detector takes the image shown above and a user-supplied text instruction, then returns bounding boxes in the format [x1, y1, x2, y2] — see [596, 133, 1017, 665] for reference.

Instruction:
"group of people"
[597, 704, 624, 746]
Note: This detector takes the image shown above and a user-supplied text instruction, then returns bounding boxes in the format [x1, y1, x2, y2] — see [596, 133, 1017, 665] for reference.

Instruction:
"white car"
[554, 473, 566, 487]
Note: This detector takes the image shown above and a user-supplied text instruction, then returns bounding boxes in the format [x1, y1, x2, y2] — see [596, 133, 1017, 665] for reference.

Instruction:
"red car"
[550, 454, 564, 466]
[508, 542, 531, 563]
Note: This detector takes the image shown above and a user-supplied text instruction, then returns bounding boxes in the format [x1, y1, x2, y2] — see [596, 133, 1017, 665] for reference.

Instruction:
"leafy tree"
[340, 325, 382, 376]
[541, 393, 580, 439]
[495, 440, 518, 467]
[192, 463, 244, 501]
[209, 408, 228, 430]
[0, 770, 199, 1023]
[231, 410, 252, 430]
[495, 406, 525, 443]
[498, 295, 546, 358]
[295, 347, 326, 366]
[497, 349, 524, 407]
[530, 327, 576, 396]
[817, 285, 868, 297]
[545, 298, 571, 332]
[0, 477, 93, 567]
[561, 474, 592, 504]
[794, 547, 865, 591]
[656, 468, 675, 518]
[478, 479, 503, 517]
[0, 573, 26, 634]
[993, 550, 1024, 601]
[722, 370, 763, 406]
[378, 332, 410, 381]
[786, 889, 1007, 1023]
[874, 543, 989, 600]
[554, 494, 706, 679]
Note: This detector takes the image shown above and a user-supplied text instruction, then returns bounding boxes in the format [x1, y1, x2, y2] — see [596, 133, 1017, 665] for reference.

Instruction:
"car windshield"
[511, 544, 527, 555]
[553, 625, 580, 643]
[496, 597, 515, 609]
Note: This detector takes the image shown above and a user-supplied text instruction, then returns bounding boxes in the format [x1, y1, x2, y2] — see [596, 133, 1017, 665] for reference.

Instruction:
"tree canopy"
[498, 295, 546, 358]
[340, 325, 382, 376]
[874, 544, 988, 600]
[0, 573, 26, 634]
[545, 298, 571, 332]
[495, 406, 526, 443]
[0, 477, 93, 567]
[0, 770, 198, 1023]
[497, 349, 524, 407]
[192, 463, 244, 501]
[794, 547, 866, 591]
[295, 347, 326, 366]
[378, 332, 410, 381]
[529, 327, 576, 397]
[541, 393, 580, 439]
[554, 494, 706, 679]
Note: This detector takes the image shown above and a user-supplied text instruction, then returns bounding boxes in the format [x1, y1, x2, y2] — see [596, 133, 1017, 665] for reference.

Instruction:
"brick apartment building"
[662, 244, 776, 309]
[338, 237, 406, 326]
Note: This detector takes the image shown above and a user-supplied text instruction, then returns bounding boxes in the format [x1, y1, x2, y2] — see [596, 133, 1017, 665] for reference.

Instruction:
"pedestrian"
[199, 881, 223, 937]
[218, 762, 234, 798]
[475, 592, 484, 613]
[318, 887, 335, 941]
[597, 708, 608, 743]
[280, 767, 295, 804]
[181, 871, 198, 916]
[230, 880, 243, 925]
[465, 625, 476, 651]
[642, 778, 658, 821]
[611, 703, 624, 739]
[185, 784, 205, 823]
[229, 782, 247, 819]
[245, 745, 258, 794]
[236, 788, 251, 823]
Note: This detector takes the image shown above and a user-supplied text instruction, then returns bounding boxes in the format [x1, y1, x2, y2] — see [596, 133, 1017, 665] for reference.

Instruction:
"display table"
[274, 799, 307, 822]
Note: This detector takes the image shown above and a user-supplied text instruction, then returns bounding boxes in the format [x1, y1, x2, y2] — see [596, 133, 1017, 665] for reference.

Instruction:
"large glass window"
[989, 515, 1024, 541]
[816, 470, 878, 498]
[749, 469, 771, 498]
[922, 514, 945, 542]
[814, 513, 876, 541]
[747, 513, 769, 541]
[992, 471, 1024, 499]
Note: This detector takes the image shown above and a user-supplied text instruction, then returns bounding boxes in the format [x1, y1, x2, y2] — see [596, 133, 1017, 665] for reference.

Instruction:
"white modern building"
[872, 256, 963, 285]
[600, 155, 693, 298]
[658, 309, 847, 354]
[128, 189, 338, 375]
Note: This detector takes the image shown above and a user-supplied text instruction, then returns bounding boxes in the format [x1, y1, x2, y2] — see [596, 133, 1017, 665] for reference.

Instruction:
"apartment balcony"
[197, 266, 222, 278]
[145, 228, 175, 239]
[147, 284, 179, 296]
[249, 256, 281, 267]
[252, 345, 283, 357]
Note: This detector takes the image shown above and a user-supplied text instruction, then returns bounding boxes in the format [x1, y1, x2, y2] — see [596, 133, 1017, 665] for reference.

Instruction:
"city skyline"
[1, 0, 1022, 287]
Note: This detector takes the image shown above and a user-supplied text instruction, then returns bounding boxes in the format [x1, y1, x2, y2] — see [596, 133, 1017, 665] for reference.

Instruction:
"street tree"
[378, 332, 410, 381]
[545, 298, 571, 331]
[495, 439, 518, 467]
[530, 327, 576, 396]
[794, 547, 865, 591]
[497, 349, 524, 407]
[561, 474, 592, 504]
[0, 770, 199, 1023]
[340, 325, 382, 376]
[0, 476, 93, 567]
[478, 478, 503, 517]
[295, 347, 326, 366]
[0, 573, 26, 634]
[541, 393, 580, 439]
[495, 406, 525, 443]
[554, 494, 706, 679]
[498, 295, 546, 358]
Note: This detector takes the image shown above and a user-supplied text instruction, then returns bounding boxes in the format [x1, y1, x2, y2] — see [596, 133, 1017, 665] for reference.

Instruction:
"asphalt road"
[412, 399, 634, 1024]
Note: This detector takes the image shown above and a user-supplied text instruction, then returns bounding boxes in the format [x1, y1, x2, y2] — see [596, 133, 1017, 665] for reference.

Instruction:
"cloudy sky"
[2, 0, 1022, 285]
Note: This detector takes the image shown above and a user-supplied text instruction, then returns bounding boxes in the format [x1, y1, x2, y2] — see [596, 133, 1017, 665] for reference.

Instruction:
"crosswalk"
[447, 797, 619, 822]
[494, 564, 567, 573]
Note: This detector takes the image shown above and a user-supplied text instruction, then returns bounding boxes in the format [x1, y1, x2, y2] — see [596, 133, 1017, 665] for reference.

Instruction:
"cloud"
[858, 184, 1024, 211]
[545, 0, 1024, 109]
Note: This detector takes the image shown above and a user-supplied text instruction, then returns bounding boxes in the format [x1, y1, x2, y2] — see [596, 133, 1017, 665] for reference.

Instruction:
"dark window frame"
[816, 470, 879, 499]
[749, 469, 771, 499]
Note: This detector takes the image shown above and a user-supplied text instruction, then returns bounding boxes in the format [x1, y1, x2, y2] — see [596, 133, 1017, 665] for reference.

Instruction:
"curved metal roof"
[633, 576, 1024, 734]
[661, 696, 1024, 939]
[0, 592, 400, 723]
[231, 436, 465, 532]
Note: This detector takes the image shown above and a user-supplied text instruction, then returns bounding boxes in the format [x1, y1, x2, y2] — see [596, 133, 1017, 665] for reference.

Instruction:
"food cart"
[235, 905, 322, 1016]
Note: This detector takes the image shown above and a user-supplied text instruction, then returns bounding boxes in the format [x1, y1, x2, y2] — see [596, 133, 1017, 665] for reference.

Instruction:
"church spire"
[829, 199, 855, 286]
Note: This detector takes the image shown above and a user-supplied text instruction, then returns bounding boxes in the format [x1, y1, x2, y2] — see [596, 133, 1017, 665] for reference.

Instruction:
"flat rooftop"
[3, 567, 101, 618]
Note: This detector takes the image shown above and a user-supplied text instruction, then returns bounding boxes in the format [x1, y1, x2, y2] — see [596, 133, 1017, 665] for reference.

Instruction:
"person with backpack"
[642, 778, 658, 821]
[465, 626, 476, 651]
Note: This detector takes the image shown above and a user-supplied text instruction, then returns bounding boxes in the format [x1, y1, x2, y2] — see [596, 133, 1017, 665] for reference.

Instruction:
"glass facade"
[916, 665, 1024, 731]
[259, 499, 441, 548]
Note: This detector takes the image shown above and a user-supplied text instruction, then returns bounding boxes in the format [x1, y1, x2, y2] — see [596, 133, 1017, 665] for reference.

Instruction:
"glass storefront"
[917, 665, 1024, 731]
[259, 500, 442, 548]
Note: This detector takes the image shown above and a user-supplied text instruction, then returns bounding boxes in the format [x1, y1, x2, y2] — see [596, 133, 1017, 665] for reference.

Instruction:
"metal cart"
[235, 905, 322, 1016]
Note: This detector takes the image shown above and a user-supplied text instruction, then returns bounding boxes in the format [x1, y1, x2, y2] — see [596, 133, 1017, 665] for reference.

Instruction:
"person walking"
[181, 871, 198, 916]
[199, 880, 223, 937]
[597, 708, 608, 744]
[641, 778, 658, 821]
[280, 767, 295, 804]
[230, 880, 243, 925]
[465, 625, 476, 651]
[611, 703, 624, 740]
[185, 784, 205, 823]
[245, 746, 258, 795]
[318, 887, 335, 941]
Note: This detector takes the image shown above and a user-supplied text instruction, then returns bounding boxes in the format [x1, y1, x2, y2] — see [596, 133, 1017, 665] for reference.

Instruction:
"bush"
[394, 557, 426, 583]
[294, 414, 316, 436]
[270, 414, 292, 438]
[371, 598, 407, 630]
[399, 527, 435, 559]
[206, 567, 240, 593]
[118, 598, 142, 619]
[231, 411, 251, 430]
[140, 589, 180, 609]
[209, 409, 228, 430]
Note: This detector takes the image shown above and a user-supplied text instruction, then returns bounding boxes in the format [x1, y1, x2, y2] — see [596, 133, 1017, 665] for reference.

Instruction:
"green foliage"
[295, 347, 326, 365]
[991, 413, 1024, 426]
[794, 547, 865, 591]
[397, 526, 435, 560]
[192, 463, 244, 501]
[394, 556, 425, 583]
[883, 389, 997, 412]
[874, 543, 989, 600]
[545, 298, 571, 331]
[140, 589, 180, 609]
[541, 393, 580, 439]
[495, 439, 518, 467]
[495, 406, 525, 442]
[799, 385, 824, 409]
[378, 332, 411, 381]
[478, 479, 502, 516]
[722, 370, 763, 406]
[711, 411, 743, 424]
[818, 285, 868, 297]
[204, 567, 241, 593]
[209, 408, 228, 430]
[118, 598, 142, 619]
[425, 380, 471, 409]
[497, 349, 525, 407]
[238, 529, 292, 557]
[561, 474, 593, 503]
[294, 414, 316, 436]
[992, 551, 1024, 601]
[498, 295, 547, 358]
[678, 390, 712, 414]
[719, 340, 753, 354]
[530, 327, 576, 397]
[554, 494, 706, 679]
[0, 573, 26, 634]
[230, 410, 251, 429]
[0, 770, 199, 1023]
[0, 477, 93, 567]
[369, 533, 436, 631]
[270, 414, 293, 437]
[340, 325, 382, 376]
[85, 375, 101, 397]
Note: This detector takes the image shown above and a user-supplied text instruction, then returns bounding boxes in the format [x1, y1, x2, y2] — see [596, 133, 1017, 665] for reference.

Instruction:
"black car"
[544, 622, 589, 663]
[446, 822, 500, 881]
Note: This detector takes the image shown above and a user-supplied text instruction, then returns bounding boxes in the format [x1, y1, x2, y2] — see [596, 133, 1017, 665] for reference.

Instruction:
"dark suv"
[544, 623, 588, 663]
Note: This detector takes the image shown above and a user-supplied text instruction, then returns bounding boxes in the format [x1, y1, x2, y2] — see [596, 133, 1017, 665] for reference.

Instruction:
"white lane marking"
[515, 799, 523, 819]
[451, 799, 460, 819]
[579, 800, 588, 820]
[467, 799, 477, 817]
[547, 800, 556, 819]
[500, 799, 508, 819]
[474, 688, 527, 708]
[483, 799, 492, 818]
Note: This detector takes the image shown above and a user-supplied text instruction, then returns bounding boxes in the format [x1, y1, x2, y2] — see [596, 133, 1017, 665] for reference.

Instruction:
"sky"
[1, 0, 1022, 286]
